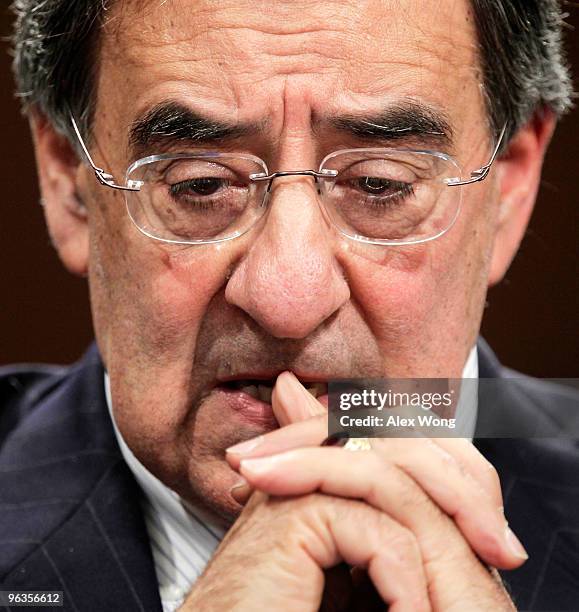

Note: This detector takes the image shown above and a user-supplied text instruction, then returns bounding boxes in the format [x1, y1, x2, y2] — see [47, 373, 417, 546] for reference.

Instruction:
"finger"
[228, 433, 503, 529]
[239, 447, 527, 570]
[226, 372, 327, 470]
[371, 437, 504, 521]
[272, 371, 326, 427]
[226, 412, 327, 469]
[309, 497, 431, 612]
[230, 479, 253, 505]
[228, 432, 502, 508]
[431, 437, 503, 508]
[374, 438, 514, 563]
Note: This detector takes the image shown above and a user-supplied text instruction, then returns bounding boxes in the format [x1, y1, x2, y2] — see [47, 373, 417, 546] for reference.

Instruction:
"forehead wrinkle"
[135, 0, 369, 34]
[104, 0, 477, 76]
[107, 0, 475, 65]
[107, 0, 358, 57]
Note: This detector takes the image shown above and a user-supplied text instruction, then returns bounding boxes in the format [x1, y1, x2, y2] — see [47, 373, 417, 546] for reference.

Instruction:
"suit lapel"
[0, 346, 162, 611]
[4, 339, 578, 610]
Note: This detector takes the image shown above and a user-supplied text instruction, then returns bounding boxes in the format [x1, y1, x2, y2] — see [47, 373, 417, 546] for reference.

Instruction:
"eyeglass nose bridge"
[250, 169, 338, 181]
[248, 169, 339, 234]
[249, 168, 338, 195]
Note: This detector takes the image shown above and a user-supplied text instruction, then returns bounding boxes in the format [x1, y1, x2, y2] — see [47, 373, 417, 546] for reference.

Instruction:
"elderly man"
[1, 0, 577, 610]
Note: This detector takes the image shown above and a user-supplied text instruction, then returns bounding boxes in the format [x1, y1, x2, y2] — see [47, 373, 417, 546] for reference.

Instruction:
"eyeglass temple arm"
[446, 123, 507, 187]
[70, 114, 141, 192]
[70, 112, 506, 191]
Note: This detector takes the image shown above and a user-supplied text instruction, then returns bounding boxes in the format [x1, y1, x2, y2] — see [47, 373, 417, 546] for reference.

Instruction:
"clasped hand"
[182, 372, 525, 611]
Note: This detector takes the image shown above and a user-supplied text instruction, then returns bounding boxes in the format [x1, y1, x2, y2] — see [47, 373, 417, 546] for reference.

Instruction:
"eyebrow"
[329, 101, 454, 150]
[128, 102, 260, 156]
[129, 99, 454, 158]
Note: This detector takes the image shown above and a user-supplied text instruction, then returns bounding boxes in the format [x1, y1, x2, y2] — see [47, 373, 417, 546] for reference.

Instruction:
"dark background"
[0, 5, 577, 376]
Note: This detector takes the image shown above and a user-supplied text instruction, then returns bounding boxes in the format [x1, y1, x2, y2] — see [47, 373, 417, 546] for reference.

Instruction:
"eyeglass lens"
[125, 150, 462, 245]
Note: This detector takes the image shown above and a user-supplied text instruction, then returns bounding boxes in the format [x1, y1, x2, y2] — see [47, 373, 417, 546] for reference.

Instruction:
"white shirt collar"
[455, 344, 479, 440]
[105, 375, 225, 612]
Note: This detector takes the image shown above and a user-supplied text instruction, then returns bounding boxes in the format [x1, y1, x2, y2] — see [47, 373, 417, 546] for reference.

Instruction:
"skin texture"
[30, 0, 555, 606]
[181, 375, 521, 610]
[32, 0, 553, 521]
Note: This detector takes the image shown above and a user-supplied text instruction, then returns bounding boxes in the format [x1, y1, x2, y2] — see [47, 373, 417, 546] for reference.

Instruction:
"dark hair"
[10, 0, 574, 145]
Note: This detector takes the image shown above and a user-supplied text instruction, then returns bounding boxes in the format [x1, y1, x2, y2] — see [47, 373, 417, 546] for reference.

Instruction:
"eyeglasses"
[71, 116, 506, 246]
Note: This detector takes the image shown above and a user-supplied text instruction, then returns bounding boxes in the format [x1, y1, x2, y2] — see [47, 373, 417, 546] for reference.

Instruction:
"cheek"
[90, 238, 237, 443]
[145, 249, 227, 351]
[87, 186, 233, 362]
[120, 245, 234, 360]
[339, 191, 496, 366]
[341, 243, 437, 339]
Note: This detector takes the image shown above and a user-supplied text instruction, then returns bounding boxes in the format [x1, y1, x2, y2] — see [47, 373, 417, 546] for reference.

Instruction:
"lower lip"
[215, 387, 329, 426]
[216, 386, 278, 427]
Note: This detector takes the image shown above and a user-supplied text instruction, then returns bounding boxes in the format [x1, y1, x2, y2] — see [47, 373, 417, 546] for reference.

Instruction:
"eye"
[356, 177, 399, 195]
[170, 177, 229, 198]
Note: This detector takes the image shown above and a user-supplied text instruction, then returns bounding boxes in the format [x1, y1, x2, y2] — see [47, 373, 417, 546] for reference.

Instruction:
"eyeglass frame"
[70, 113, 507, 246]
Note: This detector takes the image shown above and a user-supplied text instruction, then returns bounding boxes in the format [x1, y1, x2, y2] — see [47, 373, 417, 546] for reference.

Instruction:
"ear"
[487, 109, 556, 286]
[30, 112, 89, 277]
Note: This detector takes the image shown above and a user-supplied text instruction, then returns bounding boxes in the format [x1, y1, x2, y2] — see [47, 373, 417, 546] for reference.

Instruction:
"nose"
[225, 178, 350, 339]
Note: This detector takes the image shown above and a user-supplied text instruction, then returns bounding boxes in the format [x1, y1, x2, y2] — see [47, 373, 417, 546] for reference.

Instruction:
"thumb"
[229, 374, 325, 506]
[272, 371, 326, 427]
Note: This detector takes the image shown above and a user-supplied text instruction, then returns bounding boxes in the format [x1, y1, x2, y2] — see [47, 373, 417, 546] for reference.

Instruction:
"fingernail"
[505, 526, 528, 560]
[226, 435, 264, 455]
[240, 456, 276, 477]
[277, 371, 323, 413]
[276, 372, 309, 404]
[230, 479, 252, 504]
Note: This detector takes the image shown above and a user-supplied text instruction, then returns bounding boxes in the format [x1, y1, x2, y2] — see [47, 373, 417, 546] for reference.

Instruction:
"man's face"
[81, 0, 500, 520]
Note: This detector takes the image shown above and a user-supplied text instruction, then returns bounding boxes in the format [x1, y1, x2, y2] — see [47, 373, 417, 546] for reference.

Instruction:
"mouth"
[213, 374, 329, 427]
[221, 378, 328, 403]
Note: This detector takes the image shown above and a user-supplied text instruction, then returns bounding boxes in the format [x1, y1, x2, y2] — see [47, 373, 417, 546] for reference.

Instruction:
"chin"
[187, 460, 246, 525]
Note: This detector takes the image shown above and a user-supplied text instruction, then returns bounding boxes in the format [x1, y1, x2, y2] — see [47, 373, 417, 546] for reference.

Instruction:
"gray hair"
[10, 0, 574, 146]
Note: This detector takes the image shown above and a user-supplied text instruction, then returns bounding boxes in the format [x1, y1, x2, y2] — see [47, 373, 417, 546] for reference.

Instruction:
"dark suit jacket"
[0, 341, 578, 611]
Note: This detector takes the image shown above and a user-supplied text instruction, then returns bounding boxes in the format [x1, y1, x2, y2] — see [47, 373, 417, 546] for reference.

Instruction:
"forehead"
[100, 0, 482, 141]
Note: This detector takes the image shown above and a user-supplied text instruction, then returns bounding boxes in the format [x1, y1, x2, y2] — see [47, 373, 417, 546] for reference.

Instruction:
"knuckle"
[283, 491, 338, 526]
[486, 462, 502, 493]
[378, 520, 421, 567]
[364, 448, 390, 479]
[396, 468, 441, 518]
[316, 492, 358, 523]
[258, 494, 327, 546]
[277, 494, 360, 566]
